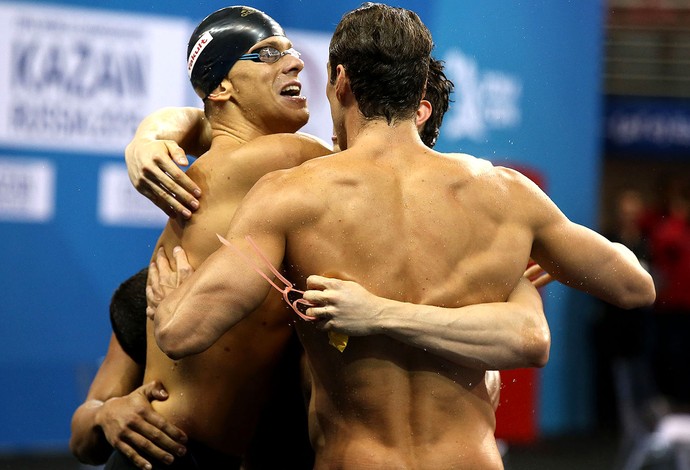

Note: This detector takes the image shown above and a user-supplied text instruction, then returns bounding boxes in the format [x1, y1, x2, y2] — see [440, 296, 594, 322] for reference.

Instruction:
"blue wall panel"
[430, 0, 605, 434]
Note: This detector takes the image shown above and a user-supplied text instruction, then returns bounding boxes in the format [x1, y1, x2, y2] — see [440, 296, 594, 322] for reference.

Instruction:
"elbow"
[69, 433, 107, 466]
[523, 323, 551, 368]
[68, 437, 84, 463]
[616, 273, 657, 310]
[155, 322, 207, 360]
[155, 324, 188, 360]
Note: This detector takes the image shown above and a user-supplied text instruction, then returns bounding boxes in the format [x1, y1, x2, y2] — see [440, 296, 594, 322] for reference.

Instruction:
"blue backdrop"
[0, 0, 604, 450]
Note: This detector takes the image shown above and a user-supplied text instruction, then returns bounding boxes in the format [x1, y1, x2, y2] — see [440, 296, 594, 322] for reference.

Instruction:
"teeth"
[282, 85, 301, 95]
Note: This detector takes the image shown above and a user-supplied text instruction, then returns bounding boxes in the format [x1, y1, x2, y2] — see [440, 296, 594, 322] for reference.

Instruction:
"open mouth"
[280, 84, 302, 97]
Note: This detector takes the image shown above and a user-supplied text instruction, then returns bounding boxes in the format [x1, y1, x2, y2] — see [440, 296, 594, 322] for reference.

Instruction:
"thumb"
[166, 142, 188, 166]
[141, 380, 169, 401]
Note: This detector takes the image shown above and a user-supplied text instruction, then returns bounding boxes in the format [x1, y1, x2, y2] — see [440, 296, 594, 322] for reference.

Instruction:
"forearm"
[154, 245, 270, 359]
[128, 107, 210, 157]
[376, 297, 550, 370]
[607, 242, 656, 308]
[69, 400, 112, 465]
[533, 222, 655, 309]
[306, 275, 549, 369]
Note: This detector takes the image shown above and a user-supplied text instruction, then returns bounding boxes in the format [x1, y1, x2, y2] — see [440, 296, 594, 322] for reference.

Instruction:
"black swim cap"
[187, 6, 286, 99]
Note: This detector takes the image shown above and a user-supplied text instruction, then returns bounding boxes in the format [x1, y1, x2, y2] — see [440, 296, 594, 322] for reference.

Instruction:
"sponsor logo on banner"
[0, 3, 191, 154]
[98, 163, 167, 228]
[0, 158, 55, 222]
[442, 49, 523, 141]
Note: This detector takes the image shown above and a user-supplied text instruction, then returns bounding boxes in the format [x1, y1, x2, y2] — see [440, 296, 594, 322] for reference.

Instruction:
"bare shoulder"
[241, 133, 332, 166]
[231, 162, 326, 235]
[444, 152, 495, 174]
[442, 153, 531, 189]
[441, 153, 559, 222]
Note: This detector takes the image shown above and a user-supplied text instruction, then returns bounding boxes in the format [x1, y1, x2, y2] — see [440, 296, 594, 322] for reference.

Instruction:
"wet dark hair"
[329, 3, 433, 124]
[109, 268, 148, 365]
[420, 58, 454, 148]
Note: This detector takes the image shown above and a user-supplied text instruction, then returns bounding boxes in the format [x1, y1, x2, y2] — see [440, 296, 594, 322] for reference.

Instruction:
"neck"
[343, 111, 421, 150]
[209, 114, 265, 145]
[206, 101, 288, 145]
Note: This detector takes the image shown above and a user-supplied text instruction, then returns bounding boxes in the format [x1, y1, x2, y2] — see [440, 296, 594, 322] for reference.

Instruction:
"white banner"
[98, 163, 168, 228]
[0, 157, 55, 222]
[0, 3, 191, 155]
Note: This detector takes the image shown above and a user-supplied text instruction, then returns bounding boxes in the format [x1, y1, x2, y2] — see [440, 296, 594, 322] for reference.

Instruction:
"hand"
[524, 262, 553, 288]
[303, 275, 384, 336]
[95, 381, 187, 470]
[146, 246, 194, 320]
[125, 138, 201, 219]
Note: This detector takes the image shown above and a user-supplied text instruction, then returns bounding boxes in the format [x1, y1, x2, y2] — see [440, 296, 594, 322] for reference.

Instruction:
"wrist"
[374, 297, 399, 334]
[90, 400, 106, 428]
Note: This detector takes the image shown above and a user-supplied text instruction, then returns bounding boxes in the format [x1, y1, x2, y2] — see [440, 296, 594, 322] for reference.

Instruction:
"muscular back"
[247, 137, 541, 469]
[144, 133, 330, 455]
[154, 119, 651, 468]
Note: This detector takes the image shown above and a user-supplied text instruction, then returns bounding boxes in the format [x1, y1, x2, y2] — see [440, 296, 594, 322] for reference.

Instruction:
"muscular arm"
[70, 335, 142, 464]
[125, 107, 210, 218]
[304, 276, 550, 370]
[151, 199, 287, 359]
[125, 107, 331, 219]
[70, 334, 187, 469]
[514, 170, 656, 309]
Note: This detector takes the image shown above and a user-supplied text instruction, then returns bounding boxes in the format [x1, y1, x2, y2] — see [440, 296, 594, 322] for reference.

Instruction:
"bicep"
[531, 215, 614, 284]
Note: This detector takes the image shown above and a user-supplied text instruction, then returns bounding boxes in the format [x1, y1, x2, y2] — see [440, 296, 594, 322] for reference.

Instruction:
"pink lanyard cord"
[216, 234, 316, 321]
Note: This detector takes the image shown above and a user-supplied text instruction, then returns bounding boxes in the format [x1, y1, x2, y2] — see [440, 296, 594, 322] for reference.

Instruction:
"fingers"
[116, 423, 182, 468]
[523, 263, 555, 288]
[155, 247, 173, 280]
[305, 305, 333, 322]
[531, 273, 554, 288]
[523, 262, 543, 277]
[302, 288, 330, 305]
[141, 411, 188, 451]
[112, 441, 155, 470]
[306, 274, 335, 290]
[165, 141, 189, 167]
[133, 141, 201, 219]
[143, 179, 193, 219]
[172, 246, 193, 286]
[146, 305, 156, 321]
[140, 381, 169, 402]
[147, 261, 162, 303]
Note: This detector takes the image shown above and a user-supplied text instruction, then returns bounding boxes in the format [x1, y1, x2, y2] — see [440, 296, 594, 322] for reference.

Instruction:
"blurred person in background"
[647, 176, 690, 412]
[593, 189, 655, 430]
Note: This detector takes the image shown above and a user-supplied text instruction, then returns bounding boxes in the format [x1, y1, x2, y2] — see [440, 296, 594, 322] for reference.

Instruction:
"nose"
[282, 50, 304, 74]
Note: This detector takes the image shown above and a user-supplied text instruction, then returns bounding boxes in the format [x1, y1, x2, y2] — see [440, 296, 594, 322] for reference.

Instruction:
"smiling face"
[223, 36, 309, 134]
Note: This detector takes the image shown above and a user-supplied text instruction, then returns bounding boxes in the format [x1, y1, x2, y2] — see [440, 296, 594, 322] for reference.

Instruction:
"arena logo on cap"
[187, 30, 214, 78]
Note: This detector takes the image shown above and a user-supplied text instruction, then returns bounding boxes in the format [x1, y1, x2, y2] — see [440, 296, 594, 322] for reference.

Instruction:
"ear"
[415, 99, 432, 129]
[206, 77, 233, 102]
[334, 64, 352, 103]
